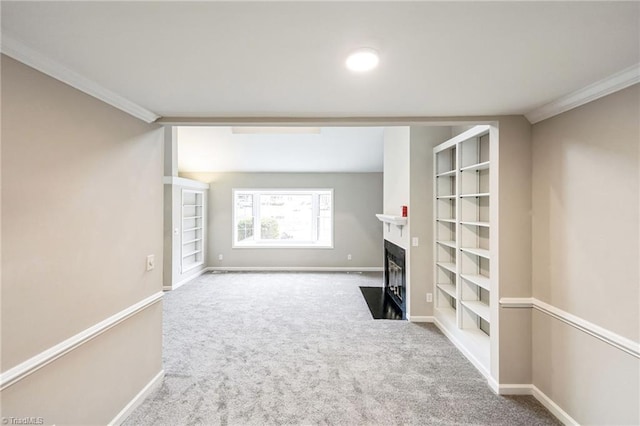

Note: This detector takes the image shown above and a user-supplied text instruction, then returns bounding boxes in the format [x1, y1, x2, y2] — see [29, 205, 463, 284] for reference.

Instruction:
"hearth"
[384, 240, 406, 319]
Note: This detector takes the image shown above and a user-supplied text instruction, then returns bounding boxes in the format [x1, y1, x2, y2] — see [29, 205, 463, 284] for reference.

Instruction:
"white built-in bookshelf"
[433, 125, 494, 375]
[181, 189, 205, 273]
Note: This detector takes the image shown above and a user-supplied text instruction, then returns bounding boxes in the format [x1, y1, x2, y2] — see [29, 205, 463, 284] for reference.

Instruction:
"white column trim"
[500, 297, 640, 359]
[525, 63, 640, 124]
[0, 292, 164, 390]
[1, 35, 160, 124]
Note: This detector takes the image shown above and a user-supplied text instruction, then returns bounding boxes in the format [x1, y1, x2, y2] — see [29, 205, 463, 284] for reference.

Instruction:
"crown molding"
[1, 35, 160, 124]
[525, 63, 640, 124]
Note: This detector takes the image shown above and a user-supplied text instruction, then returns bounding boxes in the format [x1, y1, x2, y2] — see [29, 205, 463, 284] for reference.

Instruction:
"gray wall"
[494, 116, 533, 384]
[1, 56, 164, 423]
[531, 84, 639, 424]
[180, 172, 383, 269]
[382, 125, 452, 319]
[408, 126, 452, 318]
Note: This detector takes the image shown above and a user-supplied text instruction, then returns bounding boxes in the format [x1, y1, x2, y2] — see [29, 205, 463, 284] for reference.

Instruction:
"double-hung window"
[233, 189, 333, 248]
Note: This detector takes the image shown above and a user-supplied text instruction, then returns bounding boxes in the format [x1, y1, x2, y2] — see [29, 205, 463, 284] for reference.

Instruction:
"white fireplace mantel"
[375, 214, 408, 236]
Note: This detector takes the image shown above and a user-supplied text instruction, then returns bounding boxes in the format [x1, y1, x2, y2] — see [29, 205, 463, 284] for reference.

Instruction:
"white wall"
[531, 84, 639, 424]
[180, 172, 383, 269]
[383, 127, 411, 249]
[1, 56, 164, 424]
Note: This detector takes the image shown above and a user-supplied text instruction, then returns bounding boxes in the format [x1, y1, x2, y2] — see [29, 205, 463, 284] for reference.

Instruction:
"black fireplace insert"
[384, 240, 406, 319]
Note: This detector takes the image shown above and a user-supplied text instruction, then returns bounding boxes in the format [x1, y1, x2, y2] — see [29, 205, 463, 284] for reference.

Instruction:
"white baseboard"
[164, 268, 208, 291]
[407, 315, 434, 323]
[206, 266, 383, 272]
[0, 292, 163, 390]
[109, 369, 165, 426]
[532, 385, 579, 426]
[496, 383, 534, 395]
[432, 317, 491, 380]
[484, 380, 577, 425]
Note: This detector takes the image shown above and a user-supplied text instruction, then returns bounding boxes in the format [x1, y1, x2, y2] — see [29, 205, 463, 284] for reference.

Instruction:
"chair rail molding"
[500, 297, 639, 358]
[0, 292, 164, 390]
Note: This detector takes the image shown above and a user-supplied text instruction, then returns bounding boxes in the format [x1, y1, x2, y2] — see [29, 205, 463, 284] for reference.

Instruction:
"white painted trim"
[500, 297, 640, 359]
[166, 268, 208, 291]
[407, 315, 434, 323]
[499, 297, 534, 308]
[109, 369, 165, 426]
[525, 63, 640, 124]
[487, 376, 500, 394]
[433, 124, 490, 153]
[0, 292, 163, 390]
[163, 176, 210, 189]
[206, 266, 383, 272]
[1, 35, 160, 123]
[432, 317, 491, 380]
[532, 385, 579, 426]
[495, 383, 533, 396]
[486, 380, 579, 424]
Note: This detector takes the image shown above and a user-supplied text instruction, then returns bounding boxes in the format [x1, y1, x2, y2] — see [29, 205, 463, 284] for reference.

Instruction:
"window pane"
[318, 193, 332, 242]
[259, 194, 313, 241]
[235, 194, 254, 242]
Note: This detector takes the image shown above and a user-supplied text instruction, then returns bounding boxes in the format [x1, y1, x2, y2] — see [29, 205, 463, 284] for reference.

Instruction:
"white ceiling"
[177, 126, 385, 173]
[2, 1, 638, 119]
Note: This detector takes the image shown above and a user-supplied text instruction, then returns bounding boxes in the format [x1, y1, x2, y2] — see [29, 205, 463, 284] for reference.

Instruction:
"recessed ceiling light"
[345, 48, 379, 73]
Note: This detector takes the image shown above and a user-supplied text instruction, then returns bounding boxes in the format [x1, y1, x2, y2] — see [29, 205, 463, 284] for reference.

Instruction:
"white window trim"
[232, 188, 334, 249]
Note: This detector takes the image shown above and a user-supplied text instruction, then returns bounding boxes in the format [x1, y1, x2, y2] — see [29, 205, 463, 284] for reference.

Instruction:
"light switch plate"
[146, 255, 155, 271]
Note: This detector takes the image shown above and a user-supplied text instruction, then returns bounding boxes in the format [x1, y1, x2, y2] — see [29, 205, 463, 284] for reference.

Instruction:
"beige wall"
[408, 126, 451, 317]
[531, 84, 639, 424]
[495, 116, 533, 384]
[180, 172, 383, 269]
[1, 56, 164, 424]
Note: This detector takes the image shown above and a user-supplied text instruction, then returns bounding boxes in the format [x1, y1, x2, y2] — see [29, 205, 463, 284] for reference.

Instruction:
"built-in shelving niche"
[181, 189, 204, 273]
[433, 125, 494, 375]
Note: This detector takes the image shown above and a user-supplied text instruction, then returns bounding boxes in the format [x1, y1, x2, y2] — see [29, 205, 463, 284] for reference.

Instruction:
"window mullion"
[253, 193, 260, 242]
[312, 192, 319, 243]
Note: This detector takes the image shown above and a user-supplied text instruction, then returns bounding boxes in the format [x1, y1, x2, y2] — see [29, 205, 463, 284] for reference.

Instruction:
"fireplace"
[384, 240, 406, 319]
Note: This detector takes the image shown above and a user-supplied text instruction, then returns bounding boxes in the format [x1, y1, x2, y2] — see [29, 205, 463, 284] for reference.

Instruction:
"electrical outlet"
[146, 255, 155, 271]
[426, 293, 433, 303]
[218, 254, 223, 261]
[347, 254, 352, 261]
[412, 237, 419, 247]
